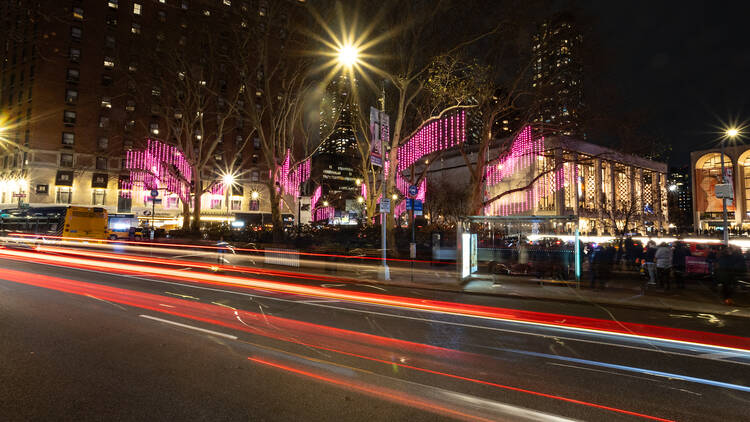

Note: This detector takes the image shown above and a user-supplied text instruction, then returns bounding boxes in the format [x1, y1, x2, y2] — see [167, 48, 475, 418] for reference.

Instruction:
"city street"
[1, 247, 749, 421]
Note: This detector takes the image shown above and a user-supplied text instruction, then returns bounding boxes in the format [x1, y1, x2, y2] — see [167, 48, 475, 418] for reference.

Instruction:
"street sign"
[405, 198, 413, 210]
[151, 189, 159, 197]
[379, 198, 391, 213]
[413, 199, 423, 212]
[408, 185, 418, 197]
[152, 198, 162, 204]
[12, 193, 26, 198]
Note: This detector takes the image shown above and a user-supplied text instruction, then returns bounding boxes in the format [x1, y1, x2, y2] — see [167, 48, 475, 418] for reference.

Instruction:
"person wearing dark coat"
[672, 242, 691, 289]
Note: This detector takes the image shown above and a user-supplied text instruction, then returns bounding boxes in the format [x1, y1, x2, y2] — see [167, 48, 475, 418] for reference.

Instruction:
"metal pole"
[720, 139, 729, 246]
[380, 81, 389, 281]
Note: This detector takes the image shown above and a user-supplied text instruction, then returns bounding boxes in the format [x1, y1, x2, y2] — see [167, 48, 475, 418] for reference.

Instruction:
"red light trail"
[2, 247, 749, 353]
[0, 266, 674, 421]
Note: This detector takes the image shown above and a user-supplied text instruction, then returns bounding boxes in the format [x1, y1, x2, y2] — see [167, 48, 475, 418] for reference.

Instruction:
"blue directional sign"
[151, 189, 159, 197]
[413, 200, 423, 212]
[405, 198, 413, 210]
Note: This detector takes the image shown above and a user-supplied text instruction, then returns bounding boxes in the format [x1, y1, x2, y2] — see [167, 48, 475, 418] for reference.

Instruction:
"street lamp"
[355, 178, 362, 186]
[337, 44, 359, 67]
[357, 196, 364, 204]
[250, 191, 259, 200]
[668, 184, 678, 192]
[391, 193, 398, 201]
[323, 201, 329, 207]
[720, 127, 741, 245]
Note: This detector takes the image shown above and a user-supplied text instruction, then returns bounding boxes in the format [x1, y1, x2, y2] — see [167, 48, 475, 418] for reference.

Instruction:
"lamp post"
[720, 128, 739, 245]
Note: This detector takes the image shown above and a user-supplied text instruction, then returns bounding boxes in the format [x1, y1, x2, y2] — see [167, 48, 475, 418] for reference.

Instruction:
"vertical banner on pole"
[369, 107, 383, 167]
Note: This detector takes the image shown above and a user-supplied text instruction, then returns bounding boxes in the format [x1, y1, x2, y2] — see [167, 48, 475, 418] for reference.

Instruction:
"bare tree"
[131, 25, 246, 230]
[232, 1, 323, 241]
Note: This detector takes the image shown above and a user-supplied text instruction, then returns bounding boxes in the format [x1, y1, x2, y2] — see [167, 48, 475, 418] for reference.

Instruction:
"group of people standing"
[590, 238, 746, 305]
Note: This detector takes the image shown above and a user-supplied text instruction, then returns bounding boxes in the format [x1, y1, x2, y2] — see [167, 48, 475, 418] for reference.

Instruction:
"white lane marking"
[13, 259, 750, 364]
[139, 314, 237, 340]
[85, 294, 127, 311]
[547, 362, 661, 383]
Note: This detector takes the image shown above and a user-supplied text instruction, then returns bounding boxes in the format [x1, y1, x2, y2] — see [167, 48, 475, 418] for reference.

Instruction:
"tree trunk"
[181, 200, 191, 230]
[268, 187, 284, 243]
[190, 175, 202, 232]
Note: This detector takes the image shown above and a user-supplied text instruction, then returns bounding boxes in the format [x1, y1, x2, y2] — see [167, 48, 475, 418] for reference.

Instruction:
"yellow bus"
[0, 206, 109, 240]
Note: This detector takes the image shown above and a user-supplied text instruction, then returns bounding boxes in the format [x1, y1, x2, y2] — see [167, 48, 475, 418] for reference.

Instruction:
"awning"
[55, 171, 74, 186]
[92, 173, 109, 188]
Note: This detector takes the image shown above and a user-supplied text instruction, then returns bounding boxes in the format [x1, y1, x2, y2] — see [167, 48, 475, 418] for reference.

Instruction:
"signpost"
[408, 184, 418, 197]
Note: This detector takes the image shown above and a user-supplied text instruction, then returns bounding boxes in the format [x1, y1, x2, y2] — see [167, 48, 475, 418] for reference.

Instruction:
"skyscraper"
[531, 13, 584, 137]
[312, 74, 361, 211]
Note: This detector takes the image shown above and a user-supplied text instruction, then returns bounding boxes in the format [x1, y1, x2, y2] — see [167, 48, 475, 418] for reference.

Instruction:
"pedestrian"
[655, 242, 673, 290]
[717, 246, 746, 305]
[672, 242, 690, 289]
[644, 240, 657, 288]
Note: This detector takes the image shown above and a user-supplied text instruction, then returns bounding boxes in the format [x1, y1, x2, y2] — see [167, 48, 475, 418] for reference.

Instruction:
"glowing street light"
[391, 193, 398, 200]
[323, 201, 329, 207]
[250, 191, 259, 200]
[357, 196, 364, 204]
[337, 44, 359, 67]
[222, 173, 235, 186]
[355, 178, 362, 186]
[726, 127, 740, 138]
[668, 184, 678, 192]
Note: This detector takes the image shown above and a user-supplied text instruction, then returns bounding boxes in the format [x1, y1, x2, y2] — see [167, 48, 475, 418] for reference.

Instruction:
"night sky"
[582, 0, 750, 166]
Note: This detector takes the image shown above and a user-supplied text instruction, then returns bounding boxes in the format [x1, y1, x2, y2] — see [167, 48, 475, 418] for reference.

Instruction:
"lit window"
[131, 23, 141, 34]
[98, 137, 109, 149]
[69, 47, 81, 62]
[71, 27, 82, 40]
[101, 97, 112, 108]
[72, 7, 83, 20]
[128, 62, 138, 72]
[251, 171, 259, 182]
[203, 9, 210, 16]
[133, 3, 141, 15]
[103, 57, 115, 69]
[65, 89, 78, 104]
[108, 0, 118, 9]
[158, 11, 166, 22]
[151, 87, 161, 97]
[62, 132, 75, 146]
[99, 116, 110, 128]
[150, 122, 159, 135]
[181, 1, 188, 10]
[92, 190, 106, 205]
[66, 68, 79, 82]
[63, 110, 77, 125]
[60, 153, 74, 167]
[56, 187, 72, 204]
[125, 100, 136, 112]
[223, 0, 231, 5]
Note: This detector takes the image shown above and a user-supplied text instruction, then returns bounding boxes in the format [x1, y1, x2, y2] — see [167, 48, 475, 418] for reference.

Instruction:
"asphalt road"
[1, 251, 749, 421]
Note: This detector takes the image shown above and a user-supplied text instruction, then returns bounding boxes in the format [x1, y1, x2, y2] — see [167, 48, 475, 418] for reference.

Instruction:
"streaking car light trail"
[1, 248, 749, 353]
[0, 267, 675, 421]
[4, 233, 450, 264]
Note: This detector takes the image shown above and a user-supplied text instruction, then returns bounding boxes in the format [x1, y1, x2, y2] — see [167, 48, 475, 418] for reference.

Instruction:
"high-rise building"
[312, 74, 361, 211]
[531, 13, 583, 137]
[668, 166, 693, 231]
[0, 0, 289, 225]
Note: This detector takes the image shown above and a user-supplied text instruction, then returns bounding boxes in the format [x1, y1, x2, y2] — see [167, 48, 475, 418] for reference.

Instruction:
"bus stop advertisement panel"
[457, 215, 581, 283]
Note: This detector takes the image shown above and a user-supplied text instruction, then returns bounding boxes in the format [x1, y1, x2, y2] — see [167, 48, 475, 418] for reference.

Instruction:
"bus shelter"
[457, 215, 582, 284]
